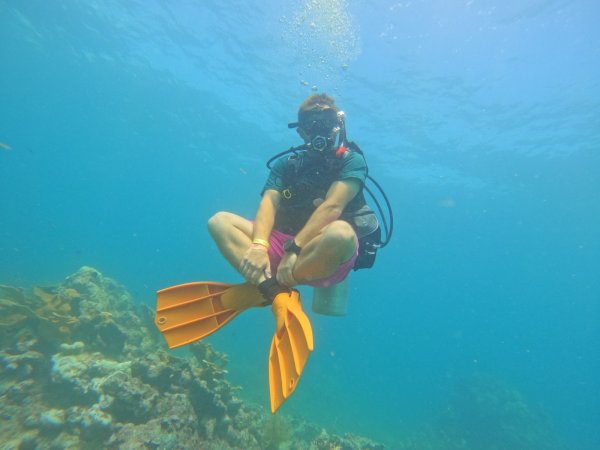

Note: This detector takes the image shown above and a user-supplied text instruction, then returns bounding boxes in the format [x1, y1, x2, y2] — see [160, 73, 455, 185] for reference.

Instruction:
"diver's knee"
[327, 220, 356, 246]
[331, 220, 356, 241]
[207, 211, 231, 236]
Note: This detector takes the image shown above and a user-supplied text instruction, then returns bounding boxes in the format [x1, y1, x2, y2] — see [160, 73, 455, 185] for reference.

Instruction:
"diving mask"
[289, 109, 342, 153]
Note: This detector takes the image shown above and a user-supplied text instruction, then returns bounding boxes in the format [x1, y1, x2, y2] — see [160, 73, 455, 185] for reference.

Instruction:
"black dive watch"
[283, 239, 302, 255]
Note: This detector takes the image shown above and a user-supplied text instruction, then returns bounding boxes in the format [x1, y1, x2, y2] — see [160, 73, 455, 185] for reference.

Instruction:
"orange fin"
[155, 282, 263, 348]
[269, 290, 314, 413]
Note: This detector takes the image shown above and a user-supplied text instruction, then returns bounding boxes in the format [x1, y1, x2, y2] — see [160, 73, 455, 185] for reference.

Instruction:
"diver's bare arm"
[238, 190, 280, 285]
[253, 190, 280, 242]
[293, 179, 360, 247]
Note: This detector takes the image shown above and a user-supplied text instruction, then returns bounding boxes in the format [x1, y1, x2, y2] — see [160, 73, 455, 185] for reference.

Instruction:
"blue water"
[1, 0, 599, 448]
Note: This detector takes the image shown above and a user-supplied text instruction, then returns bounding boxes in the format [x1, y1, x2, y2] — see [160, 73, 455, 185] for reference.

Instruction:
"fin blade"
[268, 291, 314, 413]
[159, 309, 240, 349]
[277, 328, 300, 399]
[155, 282, 253, 349]
[269, 338, 285, 413]
[156, 282, 231, 311]
[285, 308, 313, 375]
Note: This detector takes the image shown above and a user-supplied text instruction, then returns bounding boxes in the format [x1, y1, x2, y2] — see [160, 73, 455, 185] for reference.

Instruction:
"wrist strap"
[250, 243, 268, 252]
[252, 238, 270, 249]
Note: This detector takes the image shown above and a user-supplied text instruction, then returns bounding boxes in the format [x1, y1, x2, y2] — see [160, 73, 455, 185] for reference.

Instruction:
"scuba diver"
[154, 93, 392, 413]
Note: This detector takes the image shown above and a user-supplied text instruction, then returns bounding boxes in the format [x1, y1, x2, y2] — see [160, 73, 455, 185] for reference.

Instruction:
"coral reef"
[2, 267, 562, 449]
[0, 267, 383, 449]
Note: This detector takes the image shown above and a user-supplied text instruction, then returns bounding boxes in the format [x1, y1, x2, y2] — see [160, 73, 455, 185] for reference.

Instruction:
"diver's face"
[297, 109, 339, 147]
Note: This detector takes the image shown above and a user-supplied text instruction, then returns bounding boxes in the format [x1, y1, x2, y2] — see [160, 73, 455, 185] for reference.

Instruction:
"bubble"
[282, 0, 361, 83]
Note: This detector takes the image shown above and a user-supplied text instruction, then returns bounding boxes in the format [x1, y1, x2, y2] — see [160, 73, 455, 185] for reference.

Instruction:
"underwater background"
[1, 0, 599, 449]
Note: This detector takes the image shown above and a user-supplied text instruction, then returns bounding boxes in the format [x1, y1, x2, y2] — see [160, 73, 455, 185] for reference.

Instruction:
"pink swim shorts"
[266, 228, 359, 288]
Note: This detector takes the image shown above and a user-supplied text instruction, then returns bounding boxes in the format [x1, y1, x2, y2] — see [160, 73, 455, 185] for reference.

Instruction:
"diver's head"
[288, 93, 343, 153]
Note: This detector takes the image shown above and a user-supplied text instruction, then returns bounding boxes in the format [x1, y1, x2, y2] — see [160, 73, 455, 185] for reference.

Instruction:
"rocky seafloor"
[0, 266, 384, 450]
[1, 267, 567, 450]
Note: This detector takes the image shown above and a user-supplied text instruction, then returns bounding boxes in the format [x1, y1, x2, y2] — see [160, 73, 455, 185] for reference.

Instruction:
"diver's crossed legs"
[207, 211, 357, 289]
[158, 211, 324, 414]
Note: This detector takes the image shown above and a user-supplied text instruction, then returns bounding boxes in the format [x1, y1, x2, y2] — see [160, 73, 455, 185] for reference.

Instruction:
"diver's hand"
[240, 245, 271, 285]
[276, 253, 298, 287]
